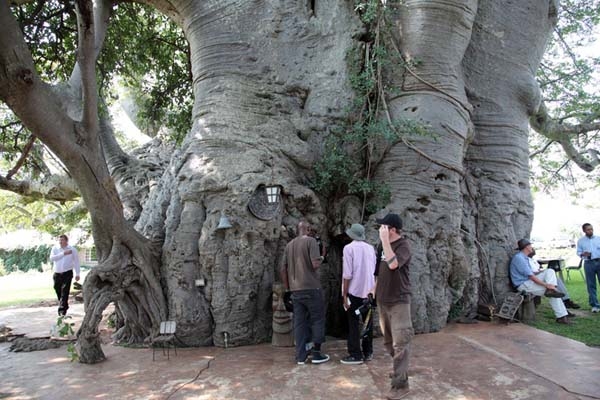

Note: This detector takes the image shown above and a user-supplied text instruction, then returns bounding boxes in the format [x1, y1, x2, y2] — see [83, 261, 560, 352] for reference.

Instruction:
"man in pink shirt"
[341, 223, 376, 365]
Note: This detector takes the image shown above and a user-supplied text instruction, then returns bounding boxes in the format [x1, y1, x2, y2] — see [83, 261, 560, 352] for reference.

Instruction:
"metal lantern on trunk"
[248, 184, 283, 221]
[265, 185, 281, 204]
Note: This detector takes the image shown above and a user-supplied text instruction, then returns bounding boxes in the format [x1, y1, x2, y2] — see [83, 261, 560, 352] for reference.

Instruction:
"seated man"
[510, 239, 572, 325]
[528, 250, 581, 310]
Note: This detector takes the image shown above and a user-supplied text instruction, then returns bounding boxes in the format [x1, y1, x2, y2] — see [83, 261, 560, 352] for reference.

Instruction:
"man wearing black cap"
[509, 239, 572, 324]
[374, 213, 413, 400]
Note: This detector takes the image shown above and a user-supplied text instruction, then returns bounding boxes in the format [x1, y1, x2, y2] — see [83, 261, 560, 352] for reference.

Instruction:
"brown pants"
[379, 302, 414, 389]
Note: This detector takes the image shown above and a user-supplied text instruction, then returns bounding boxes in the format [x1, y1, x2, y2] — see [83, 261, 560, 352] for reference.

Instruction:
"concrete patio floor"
[1, 305, 599, 400]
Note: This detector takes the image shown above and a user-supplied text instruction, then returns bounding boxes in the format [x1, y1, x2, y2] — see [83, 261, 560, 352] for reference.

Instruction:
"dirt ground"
[1, 303, 600, 400]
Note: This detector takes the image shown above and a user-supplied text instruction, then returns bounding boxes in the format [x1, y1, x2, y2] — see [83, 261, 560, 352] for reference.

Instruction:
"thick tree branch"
[0, 175, 80, 202]
[530, 101, 600, 172]
[74, 0, 99, 133]
[0, 0, 78, 159]
[69, 0, 112, 88]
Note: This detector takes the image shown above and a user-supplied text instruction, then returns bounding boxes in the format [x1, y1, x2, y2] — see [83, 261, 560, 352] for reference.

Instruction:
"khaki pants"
[379, 302, 413, 389]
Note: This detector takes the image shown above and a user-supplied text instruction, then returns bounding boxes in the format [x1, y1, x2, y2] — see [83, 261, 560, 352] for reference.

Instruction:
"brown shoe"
[556, 316, 573, 325]
[386, 387, 410, 400]
[544, 288, 565, 298]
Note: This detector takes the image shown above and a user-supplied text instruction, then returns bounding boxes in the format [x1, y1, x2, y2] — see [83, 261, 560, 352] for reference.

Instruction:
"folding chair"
[566, 259, 585, 282]
[152, 321, 177, 361]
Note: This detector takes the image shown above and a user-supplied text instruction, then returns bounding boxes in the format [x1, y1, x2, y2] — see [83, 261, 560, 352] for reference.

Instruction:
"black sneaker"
[363, 353, 373, 361]
[340, 355, 363, 365]
[296, 354, 309, 365]
[311, 352, 330, 364]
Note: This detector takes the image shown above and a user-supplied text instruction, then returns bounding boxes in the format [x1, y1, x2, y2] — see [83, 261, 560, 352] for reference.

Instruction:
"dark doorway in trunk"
[322, 233, 352, 338]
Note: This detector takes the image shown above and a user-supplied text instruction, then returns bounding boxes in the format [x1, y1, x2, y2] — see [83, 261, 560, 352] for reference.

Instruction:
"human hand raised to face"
[378, 225, 389, 243]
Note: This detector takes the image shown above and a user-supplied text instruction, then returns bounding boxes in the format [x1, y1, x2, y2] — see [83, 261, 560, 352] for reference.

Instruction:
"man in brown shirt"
[375, 213, 413, 400]
[280, 221, 330, 365]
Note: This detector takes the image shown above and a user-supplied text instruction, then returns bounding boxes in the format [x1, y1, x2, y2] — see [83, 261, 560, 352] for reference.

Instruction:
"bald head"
[297, 221, 311, 236]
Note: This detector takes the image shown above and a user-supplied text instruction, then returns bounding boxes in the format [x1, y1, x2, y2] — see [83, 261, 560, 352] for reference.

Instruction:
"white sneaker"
[591, 307, 600, 313]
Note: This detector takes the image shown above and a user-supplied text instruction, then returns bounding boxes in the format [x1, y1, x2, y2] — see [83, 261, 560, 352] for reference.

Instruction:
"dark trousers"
[291, 288, 326, 362]
[346, 293, 373, 359]
[53, 270, 73, 315]
[584, 259, 600, 308]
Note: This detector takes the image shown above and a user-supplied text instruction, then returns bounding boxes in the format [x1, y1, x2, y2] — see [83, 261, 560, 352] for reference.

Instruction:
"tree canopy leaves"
[532, 0, 600, 192]
[0, 0, 192, 228]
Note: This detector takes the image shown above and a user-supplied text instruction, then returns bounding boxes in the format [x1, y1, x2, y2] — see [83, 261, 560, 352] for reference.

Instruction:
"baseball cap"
[376, 213, 403, 230]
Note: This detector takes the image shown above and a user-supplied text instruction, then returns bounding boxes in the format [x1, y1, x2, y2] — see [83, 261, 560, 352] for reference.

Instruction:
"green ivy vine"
[311, 0, 433, 220]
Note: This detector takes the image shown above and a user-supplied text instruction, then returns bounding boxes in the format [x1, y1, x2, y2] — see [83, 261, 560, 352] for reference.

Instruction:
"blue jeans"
[291, 289, 326, 362]
[584, 259, 600, 307]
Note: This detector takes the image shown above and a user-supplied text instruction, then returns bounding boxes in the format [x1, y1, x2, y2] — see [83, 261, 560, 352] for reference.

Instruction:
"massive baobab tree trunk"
[462, 0, 557, 307]
[1, 0, 558, 362]
[369, 0, 556, 331]
[138, 0, 361, 346]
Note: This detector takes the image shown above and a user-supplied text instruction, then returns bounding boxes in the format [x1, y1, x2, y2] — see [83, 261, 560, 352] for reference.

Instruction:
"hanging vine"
[312, 0, 434, 221]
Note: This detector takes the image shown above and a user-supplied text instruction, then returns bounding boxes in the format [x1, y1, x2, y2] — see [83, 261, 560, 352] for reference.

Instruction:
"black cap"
[516, 239, 532, 250]
[376, 213, 403, 230]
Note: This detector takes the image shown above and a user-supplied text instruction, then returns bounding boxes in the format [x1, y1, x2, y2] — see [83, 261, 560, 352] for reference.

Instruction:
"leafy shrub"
[0, 245, 52, 273]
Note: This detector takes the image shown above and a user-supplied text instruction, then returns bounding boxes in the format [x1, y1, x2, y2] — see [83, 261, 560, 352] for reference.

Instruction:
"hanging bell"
[216, 213, 232, 230]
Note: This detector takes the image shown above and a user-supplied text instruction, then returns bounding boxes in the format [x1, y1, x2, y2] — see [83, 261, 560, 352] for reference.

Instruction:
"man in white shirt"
[528, 250, 580, 313]
[49, 234, 80, 316]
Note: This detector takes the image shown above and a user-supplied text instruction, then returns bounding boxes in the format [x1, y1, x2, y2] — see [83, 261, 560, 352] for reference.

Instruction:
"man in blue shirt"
[576, 223, 600, 313]
[510, 239, 572, 324]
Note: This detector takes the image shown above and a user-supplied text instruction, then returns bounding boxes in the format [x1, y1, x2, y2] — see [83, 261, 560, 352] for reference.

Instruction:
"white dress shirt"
[50, 245, 81, 275]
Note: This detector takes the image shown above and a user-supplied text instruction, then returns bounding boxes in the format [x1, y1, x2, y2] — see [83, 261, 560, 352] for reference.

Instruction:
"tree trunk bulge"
[140, 0, 361, 346]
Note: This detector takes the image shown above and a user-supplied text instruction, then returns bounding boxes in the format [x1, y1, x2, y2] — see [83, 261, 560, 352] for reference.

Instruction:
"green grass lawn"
[0, 271, 56, 308]
[0, 270, 89, 308]
[529, 267, 600, 347]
